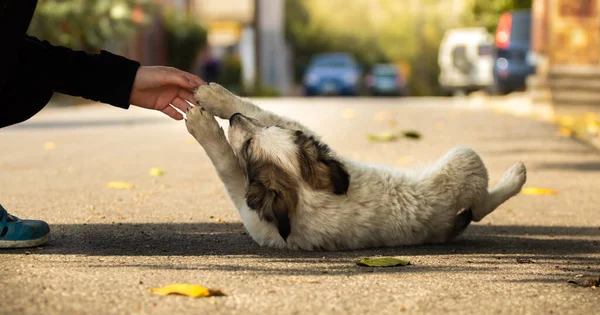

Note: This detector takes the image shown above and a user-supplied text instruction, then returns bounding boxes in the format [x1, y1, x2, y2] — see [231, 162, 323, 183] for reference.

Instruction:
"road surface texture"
[1, 97, 599, 314]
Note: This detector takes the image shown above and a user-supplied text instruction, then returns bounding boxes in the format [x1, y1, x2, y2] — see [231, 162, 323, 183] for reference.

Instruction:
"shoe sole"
[0, 233, 50, 248]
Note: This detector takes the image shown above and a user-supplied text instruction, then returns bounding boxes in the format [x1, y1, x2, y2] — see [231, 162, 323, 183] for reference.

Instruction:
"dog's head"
[228, 113, 350, 240]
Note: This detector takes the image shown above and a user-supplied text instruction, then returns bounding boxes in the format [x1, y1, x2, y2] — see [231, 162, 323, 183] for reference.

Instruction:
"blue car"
[492, 10, 536, 94]
[303, 53, 362, 96]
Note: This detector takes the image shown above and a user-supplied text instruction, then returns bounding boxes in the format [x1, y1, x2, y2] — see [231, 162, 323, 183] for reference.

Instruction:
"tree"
[28, 0, 157, 51]
[466, 0, 533, 33]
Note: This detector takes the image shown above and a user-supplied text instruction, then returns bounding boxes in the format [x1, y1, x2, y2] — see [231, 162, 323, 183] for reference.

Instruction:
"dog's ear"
[295, 131, 350, 195]
[245, 161, 297, 240]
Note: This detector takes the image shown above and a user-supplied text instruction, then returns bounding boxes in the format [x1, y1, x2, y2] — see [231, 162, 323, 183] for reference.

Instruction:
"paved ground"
[1, 97, 599, 315]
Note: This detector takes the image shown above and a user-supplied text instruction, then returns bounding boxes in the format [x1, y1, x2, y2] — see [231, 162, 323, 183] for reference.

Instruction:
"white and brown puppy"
[185, 83, 527, 251]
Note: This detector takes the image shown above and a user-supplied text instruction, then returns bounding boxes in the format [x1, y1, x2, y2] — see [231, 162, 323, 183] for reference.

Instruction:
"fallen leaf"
[367, 132, 397, 142]
[387, 119, 398, 128]
[558, 127, 573, 137]
[106, 181, 135, 189]
[567, 276, 600, 287]
[396, 155, 415, 164]
[341, 108, 355, 119]
[356, 257, 410, 267]
[557, 116, 574, 127]
[149, 167, 164, 176]
[402, 131, 421, 140]
[148, 283, 226, 298]
[520, 187, 558, 195]
[43, 141, 56, 150]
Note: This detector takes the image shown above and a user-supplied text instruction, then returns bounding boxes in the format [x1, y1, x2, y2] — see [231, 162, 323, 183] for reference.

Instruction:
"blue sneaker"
[0, 204, 50, 248]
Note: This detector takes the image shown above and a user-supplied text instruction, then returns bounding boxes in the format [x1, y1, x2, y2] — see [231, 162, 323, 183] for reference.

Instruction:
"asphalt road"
[1, 97, 599, 314]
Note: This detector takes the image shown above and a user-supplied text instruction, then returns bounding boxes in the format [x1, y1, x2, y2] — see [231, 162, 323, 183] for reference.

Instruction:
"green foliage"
[163, 10, 207, 72]
[465, 0, 533, 33]
[28, 0, 156, 51]
[218, 54, 242, 93]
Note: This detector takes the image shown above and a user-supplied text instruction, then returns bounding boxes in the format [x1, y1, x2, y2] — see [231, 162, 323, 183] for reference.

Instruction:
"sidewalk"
[1, 98, 599, 314]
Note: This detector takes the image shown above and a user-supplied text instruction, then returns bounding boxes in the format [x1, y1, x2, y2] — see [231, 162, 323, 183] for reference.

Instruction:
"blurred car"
[438, 27, 495, 95]
[303, 53, 362, 96]
[365, 64, 407, 96]
[492, 10, 536, 94]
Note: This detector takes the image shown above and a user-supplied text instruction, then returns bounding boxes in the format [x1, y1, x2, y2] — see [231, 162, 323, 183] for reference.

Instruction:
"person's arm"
[19, 36, 205, 120]
[22, 35, 140, 109]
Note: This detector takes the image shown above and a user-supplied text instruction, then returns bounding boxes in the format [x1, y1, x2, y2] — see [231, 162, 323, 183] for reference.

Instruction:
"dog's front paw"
[194, 83, 236, 119]
[185, 106, 223, 144]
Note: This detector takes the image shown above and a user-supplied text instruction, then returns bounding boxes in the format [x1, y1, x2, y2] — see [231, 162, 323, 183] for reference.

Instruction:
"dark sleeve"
[21, 36, 141, 109]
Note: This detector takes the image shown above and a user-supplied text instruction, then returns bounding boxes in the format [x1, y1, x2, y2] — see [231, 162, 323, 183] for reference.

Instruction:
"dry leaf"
[148, 283, 226, 298]
[356, 257, 410, 267]
[341, 108, 355, 119]
[568, 276, 600, 287]
[402, 131, 421, 140]
[367, 132, 397, 142]
[387, 119, 398, 128]
[149, 167, 164, 176]
[520, 187, 558, 195]
[43, 141, 56, 150]
[557, 116, 574, 127]
[396, 155, 414, 164]
[558, 127, 573, 137]
[106, 181, 135, 189]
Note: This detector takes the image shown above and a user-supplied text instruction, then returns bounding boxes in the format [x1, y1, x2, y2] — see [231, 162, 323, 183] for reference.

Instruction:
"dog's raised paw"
[185, 106, 222, 141]
[193, 83, 235, 119]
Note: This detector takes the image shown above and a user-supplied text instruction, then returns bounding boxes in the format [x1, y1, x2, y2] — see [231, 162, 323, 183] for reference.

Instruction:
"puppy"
[185, 83, 527, 251]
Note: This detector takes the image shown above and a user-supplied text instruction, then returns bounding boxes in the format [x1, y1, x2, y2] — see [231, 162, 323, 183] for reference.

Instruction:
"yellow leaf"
[149, 167, 164, 176]
[396, 155, 414, 164]
[557, 116, 574, 127]
[367, 132, 397, 142]
[148, 284, 226, 298]
[43, 141, 56, 150]
[356, 257, 410, 267]
[583, 112, 597, 125]
[341, 108, 355, 119]
[558, 127, 573, 137]
[106, 181, 134, 189]
[520, 187, 558, 195]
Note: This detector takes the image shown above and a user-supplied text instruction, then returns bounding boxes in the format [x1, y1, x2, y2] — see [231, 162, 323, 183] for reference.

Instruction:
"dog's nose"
[229, 113, 243, 125]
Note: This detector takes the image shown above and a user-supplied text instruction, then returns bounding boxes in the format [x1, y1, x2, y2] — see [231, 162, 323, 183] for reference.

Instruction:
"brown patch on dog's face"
[244, 154, 297, 240]
[294, 131, 350, 195]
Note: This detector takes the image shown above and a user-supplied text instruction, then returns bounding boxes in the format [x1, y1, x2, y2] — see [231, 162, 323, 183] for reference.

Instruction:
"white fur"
[186, 83, 527, 251]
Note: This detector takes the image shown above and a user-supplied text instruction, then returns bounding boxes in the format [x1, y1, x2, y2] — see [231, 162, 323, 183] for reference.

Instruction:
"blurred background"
[28, 0, 599, 108]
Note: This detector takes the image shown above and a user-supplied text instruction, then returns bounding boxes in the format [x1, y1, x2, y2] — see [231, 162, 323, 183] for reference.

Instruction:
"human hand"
[129, 66, 205, 120]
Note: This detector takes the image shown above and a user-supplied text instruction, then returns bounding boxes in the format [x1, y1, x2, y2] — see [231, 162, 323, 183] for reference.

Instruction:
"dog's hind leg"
[471, 162, 527, 222]
[185, 106, 247, 209]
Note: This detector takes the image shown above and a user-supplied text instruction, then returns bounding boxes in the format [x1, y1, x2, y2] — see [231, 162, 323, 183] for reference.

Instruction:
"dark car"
[303, 53, 362, 96]
[365, 64, 407, 96]
[492, 10, 536, 94]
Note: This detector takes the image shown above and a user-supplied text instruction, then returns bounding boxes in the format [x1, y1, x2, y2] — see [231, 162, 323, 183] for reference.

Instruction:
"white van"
[438, 27, 494, 95]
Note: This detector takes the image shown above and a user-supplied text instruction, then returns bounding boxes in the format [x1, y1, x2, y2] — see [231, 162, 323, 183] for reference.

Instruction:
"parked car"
[492, 10, 536, 94]
[438, 27, 495, 95]
[365, 64, 407, 96]
[303, 53, 362, 96]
